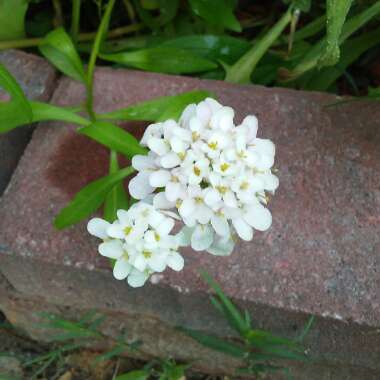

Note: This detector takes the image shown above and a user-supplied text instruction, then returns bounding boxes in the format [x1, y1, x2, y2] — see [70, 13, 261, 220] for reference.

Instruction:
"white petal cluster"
[129, 98, 278, 256]
[87, 202, 184, 287]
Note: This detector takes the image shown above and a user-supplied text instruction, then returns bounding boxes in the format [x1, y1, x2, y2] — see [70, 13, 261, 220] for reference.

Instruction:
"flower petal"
[98, 240, 124, 259]
[167, 252, 184, 271]
[244, 204, 272, 231]
[127, 269, 149, 287]
[211, 214, 230, 236]
[132, 154, 156, 171]
[153, 192, 175, 209]
[107, 223, 125, 239]
[148, 137, 169, 156]
[156, 217, 175, 236]
[129, 171, 155, 199]
[191, 224, 214, 251]
[207, 236, 234, 256]
[232, 218, 253, 241]
[113, 257, 132, 280]
[87, 218, 110, 239]
[149, 170, 171, 187]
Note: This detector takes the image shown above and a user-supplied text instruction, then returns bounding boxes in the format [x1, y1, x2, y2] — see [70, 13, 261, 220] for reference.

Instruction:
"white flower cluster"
[129, 98, 278, 257]
[87, 202, 184, 287]
[87, 98, 278, 287]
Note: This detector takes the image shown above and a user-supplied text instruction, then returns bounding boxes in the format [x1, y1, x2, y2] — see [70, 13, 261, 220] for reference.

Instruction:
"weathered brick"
[0, 67, 379, 376]
[0, 50, 57, 194]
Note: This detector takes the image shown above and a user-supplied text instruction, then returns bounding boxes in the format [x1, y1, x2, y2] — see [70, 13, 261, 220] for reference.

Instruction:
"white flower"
[125, 98, 278, 262]
[87, 201, 184, 287]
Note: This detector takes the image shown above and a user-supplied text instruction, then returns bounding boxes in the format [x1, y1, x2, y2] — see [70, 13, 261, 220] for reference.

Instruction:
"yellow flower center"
[143, 251, 152, 258]
[193, 166, 201, 176]
[192, 131, 200, 141]
[240, 181, 249, 190]
[220, 163, 230, 172]
[154, 232, 160, 241]
[216, 185, 227, 195]
[195, 196, 203, 204]
[124, 226, 132, 235]
[208, 141, 218, 150]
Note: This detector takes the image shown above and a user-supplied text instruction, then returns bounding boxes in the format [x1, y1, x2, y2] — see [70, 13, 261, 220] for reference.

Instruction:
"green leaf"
[93, 344, 127, 365]
[159, 35, 250, 65]
[246, 330, 301, 350]
[179, 328, 246, 358]
[304, 28, 380, 91]
[104, 151, 129, 222]
[281, 1, 380, 81]
[78, 121, 147, 158]
[54, 166, 135, 229]
[29, 101, 90, 126]
[101, 90, 212, 122]
[225, 8, 292, 83]
[318, 0, 354, 68]
[189, 0, 241, 32]
[100, 47, 217, 74]
[296, 315, 315, 342]
[39, 27, 86, 83]
[0, 63, 32, 133]
[201, 271, 249, 337]
[0, 0, 28, 40]
[116, 370, 150, 380]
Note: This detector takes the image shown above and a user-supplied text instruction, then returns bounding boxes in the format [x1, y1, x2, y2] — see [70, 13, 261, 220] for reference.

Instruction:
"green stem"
[0, 23, 143, 51]
[86, 0, 116, 120]
[225, 8, 292, 84]
[71, 0, 81, 43]
[52, 0, 64, 27]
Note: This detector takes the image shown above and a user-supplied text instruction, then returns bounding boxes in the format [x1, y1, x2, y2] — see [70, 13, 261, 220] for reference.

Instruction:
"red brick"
[0, 67, 379, 374]
[0, 50, 57, 194]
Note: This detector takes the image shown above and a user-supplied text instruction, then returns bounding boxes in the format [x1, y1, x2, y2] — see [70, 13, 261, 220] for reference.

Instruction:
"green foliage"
[104, 151, 130, 222]
[181, 271, 314, 377]
[39, 27, 86, 83]
[318, 0, 354, 68]
[225, 8, 292, 83]
[78, 120, 148, 158]
[54, 166, 135, 229]
[0, 0, 28, 40]
[0, 63, 32, 133]
[101, 47, 217, 74]
[102, 90, 213, 122]
[189, 0, 241, 32]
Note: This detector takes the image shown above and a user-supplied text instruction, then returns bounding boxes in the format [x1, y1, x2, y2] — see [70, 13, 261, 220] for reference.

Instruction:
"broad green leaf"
[116, 370, 150, 380]
[225, 8, 292, 83]
[189, 0, 241, 32]
[318, 0, 354, 68]
[281, 1, 380, 81]
[39, 28, 86, 83]
[54, 166, 135, 229]
[0, 63, 32, 133]
[101, 90, 212, 122]
[0, 0, 28, 40]
[179, 328, 246, 358]
[159, 35, 250, 65]
[133, 0, 179, 30]
[304, 28, 380, 91]
[201, 271, 249, 337]
[104, 151, 129, 222]
[100, 47, 217, 74]
[78, 121, 147, 158]
[30, 101, 90, 126]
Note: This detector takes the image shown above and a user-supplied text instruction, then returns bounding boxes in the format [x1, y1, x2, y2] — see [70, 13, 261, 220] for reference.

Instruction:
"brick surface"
[0, 67, 379, 374]
[0, 50, 57, 194]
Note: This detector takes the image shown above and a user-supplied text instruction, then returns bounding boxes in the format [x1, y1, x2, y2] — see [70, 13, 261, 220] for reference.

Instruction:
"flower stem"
[71, 0, 81, 44]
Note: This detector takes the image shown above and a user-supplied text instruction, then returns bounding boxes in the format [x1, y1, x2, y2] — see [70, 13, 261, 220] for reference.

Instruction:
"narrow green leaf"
[0, 0, 28, 40]
[318, 0, 354, 68]
[291, 15, 326, 42]
[247, 330, 301, 350]
[225, 8, 292, 83]
[304, 28, 380, 91]
[78, 121, 147, 158]
[189, 0, 241, 32]
[159, 35, 250, 65]
[101, 47, 217, 74]
[39, 27, 86, 83]
[116, 370, 150, 380]
[54, 166, 135, 229]
[29, 101, 90, 126]
[93, 345, 127, 365]
[101, 90, 212, 122]
[281, 1, 380, 81]
[201, 271, 249, 337]
[104, 151, 129, 222]
[179, 328, 246, 358]
[296, 315, 315, 342]
[0, 63, 32, 133]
